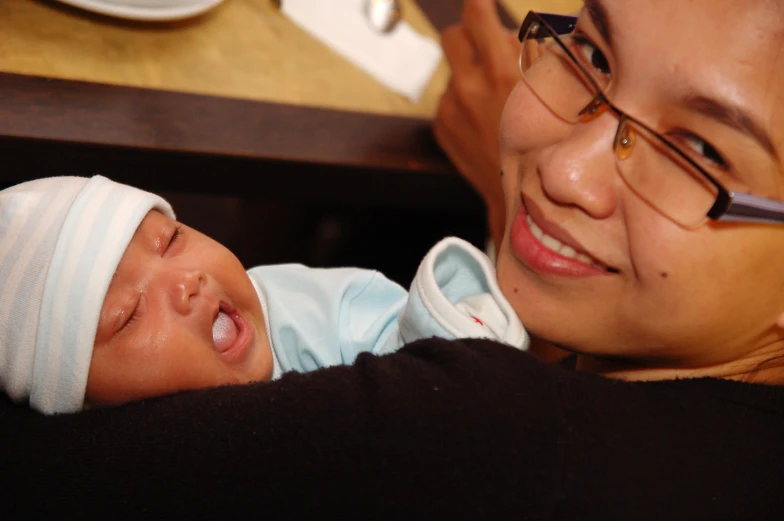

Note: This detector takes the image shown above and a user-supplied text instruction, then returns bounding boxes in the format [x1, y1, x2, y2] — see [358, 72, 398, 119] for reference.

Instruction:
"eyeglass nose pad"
[578, 97, 607, 123]
[614, 118, 636, 161]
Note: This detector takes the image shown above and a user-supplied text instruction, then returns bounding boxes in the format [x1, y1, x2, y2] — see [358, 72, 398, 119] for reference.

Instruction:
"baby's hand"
[455, 294, 509, 341]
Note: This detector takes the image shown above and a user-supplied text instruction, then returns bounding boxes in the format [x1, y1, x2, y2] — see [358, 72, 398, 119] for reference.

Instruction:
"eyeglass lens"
[519, 19, 719, 228]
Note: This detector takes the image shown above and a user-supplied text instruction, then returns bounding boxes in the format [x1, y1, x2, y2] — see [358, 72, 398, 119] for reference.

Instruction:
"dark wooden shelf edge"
[0, 72, 457, 174]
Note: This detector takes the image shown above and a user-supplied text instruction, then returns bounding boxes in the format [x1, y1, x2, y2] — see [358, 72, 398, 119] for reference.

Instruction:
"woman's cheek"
[619, 193, 710, 313]
[499, 86, 524, 151]
[500, 84, 541, 150]
[500, 83, 574, 158]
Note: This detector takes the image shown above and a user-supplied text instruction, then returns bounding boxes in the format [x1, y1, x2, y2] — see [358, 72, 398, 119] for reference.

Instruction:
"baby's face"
[86, 210, 273, 407]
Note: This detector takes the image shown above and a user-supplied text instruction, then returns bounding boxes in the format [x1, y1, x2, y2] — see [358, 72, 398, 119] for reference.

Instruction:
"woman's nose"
[169, 270, 206, 315]
[537, 112, 623, 220]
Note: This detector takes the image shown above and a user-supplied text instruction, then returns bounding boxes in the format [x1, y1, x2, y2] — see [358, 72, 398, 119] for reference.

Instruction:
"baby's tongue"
[212, 311, 238, 353]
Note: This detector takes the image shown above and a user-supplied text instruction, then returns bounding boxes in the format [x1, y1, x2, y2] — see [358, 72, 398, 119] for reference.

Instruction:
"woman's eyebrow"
[584, 0, 613, 47]
[683, 93, 780, 163]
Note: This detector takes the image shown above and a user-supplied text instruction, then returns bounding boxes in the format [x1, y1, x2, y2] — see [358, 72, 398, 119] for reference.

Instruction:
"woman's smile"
[510, 194, 616, 277]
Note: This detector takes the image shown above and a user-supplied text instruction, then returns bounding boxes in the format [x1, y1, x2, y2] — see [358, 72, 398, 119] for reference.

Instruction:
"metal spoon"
[364, 0, 401, 34]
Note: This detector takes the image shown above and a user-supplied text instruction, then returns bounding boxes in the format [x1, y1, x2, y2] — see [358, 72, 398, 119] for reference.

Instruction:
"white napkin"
[281, 0, 443, 102]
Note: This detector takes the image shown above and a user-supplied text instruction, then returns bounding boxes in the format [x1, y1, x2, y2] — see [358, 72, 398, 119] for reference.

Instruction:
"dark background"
[160, 191, 487, 288]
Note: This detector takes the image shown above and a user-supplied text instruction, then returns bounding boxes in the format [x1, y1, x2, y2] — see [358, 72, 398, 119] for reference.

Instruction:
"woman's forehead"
[596, 0, 783, 79]
[596, 0, 783, 37]
[595, 0, 784, 153]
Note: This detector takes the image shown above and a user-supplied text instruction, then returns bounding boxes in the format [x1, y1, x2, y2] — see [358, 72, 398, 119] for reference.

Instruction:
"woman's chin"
[495, 270, 603, 358]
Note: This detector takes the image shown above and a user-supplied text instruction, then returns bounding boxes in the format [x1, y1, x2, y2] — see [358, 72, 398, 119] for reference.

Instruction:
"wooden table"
[0, 0, 581, 210]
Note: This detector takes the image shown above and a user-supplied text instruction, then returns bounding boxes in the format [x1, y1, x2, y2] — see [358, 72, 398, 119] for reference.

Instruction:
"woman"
[3, 0, 783, 518]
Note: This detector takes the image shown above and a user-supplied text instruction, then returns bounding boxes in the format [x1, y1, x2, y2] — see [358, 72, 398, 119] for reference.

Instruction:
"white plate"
[55, 0, 225, 21]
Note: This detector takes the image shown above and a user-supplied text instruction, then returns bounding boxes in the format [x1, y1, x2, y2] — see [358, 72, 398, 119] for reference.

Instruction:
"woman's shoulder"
[406, 336, 784, 405]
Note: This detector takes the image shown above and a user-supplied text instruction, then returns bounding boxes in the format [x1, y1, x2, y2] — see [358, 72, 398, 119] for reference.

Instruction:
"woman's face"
[497, 0, 784, 370]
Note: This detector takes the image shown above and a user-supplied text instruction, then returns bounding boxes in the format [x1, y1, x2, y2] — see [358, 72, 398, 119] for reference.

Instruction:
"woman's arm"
[1, 338, 564, 518]
[3, 336, 781, 519]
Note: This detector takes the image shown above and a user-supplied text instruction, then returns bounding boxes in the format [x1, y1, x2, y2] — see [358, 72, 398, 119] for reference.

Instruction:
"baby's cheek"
[84, 346, 134, 406]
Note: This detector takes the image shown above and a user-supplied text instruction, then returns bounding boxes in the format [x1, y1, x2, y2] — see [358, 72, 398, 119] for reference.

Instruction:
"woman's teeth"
[526, 214, 602, 268]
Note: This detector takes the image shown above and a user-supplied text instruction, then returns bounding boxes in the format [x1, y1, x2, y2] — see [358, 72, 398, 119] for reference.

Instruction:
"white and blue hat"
[0, 176, 173, 414]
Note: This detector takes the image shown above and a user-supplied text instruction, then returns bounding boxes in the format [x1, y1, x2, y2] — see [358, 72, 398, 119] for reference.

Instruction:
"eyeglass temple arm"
[713, 191, 784, 225]
[522, 13, 577, 39]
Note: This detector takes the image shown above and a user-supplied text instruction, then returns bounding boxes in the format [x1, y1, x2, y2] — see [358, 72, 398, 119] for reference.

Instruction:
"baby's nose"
[170, 270, 205, 314]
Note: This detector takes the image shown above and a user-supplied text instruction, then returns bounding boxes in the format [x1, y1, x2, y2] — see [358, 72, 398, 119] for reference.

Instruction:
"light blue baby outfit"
[0, 176, 524, 415]
[248, 237, 529, 379]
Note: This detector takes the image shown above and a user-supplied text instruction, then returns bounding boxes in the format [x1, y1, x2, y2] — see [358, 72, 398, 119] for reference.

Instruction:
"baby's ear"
[776, 309, 784, 331]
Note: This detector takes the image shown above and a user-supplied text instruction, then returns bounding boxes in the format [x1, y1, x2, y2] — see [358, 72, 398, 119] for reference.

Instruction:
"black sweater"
[2, 337, 784, 520]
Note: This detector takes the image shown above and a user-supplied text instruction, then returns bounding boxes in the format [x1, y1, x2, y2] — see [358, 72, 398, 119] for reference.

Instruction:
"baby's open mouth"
[212, 308, 239, 353]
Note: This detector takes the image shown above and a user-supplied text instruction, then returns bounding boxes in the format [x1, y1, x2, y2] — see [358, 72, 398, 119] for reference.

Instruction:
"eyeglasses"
[518, 11, 784, 229]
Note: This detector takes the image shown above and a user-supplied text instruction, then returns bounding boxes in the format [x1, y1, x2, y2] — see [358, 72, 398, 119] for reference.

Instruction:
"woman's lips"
[510, 198, 617, 277]
[213, 302, 254, 363]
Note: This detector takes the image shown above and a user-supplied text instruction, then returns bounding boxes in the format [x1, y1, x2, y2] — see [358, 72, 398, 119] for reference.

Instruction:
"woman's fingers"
[435, 0, 520, 246]
[461, 0, 511, 79]
[441, 25, 485, 122]
[435, 83, 506, 241]
[441, 24, 480, 74]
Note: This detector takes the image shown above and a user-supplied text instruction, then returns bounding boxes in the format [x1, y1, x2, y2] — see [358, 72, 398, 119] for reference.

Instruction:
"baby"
[0, 176, 528, 414]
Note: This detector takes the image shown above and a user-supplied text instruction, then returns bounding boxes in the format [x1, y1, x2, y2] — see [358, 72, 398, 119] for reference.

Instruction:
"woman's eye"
[574, 35, 610, 76]
[677, 133, 729, 170]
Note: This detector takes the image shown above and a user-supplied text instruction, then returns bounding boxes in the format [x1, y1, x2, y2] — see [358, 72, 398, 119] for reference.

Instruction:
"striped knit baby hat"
[0, 176, 173, 414]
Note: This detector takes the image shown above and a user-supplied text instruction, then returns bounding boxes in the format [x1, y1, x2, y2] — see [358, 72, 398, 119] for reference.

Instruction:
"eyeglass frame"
[518, 11, 784, 227]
